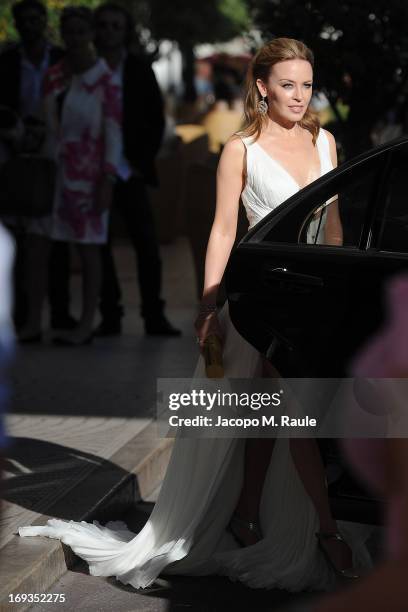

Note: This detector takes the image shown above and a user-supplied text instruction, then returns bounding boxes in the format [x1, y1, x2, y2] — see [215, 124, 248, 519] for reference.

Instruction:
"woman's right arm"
[195, 136, 246, 345]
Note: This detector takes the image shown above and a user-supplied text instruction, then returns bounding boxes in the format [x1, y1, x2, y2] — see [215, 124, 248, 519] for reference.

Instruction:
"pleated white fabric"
[19, 130, 373, 591]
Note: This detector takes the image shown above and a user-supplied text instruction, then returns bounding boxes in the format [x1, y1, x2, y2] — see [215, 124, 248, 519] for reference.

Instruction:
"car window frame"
[240, 138, 408, 253]
[370, 145, 408, 256]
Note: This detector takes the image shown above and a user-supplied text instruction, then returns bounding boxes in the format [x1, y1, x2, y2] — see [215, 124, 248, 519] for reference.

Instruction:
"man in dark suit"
[94, 2, 180, 336]
[0, 0, 74, 331]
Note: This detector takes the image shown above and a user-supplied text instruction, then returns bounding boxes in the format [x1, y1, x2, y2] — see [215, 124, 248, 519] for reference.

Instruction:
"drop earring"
[257, 95, 268, 115]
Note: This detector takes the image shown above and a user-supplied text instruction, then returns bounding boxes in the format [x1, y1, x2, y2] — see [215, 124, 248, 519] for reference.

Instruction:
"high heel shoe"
[315, 531, 360, 579]
[227, 514, 262, 548]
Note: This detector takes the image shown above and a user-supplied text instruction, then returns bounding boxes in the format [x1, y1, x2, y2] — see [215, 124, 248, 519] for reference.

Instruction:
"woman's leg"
[260, 359, 352, 568]
[232, 437, 275, 545]
[289, 437, 353, 570]
[290, 438, 337, 533]
[231, 359, 277, 546]
[241, 358, 353, 567]
[62, 244, 101, 342]
[18, 234, 51, 339]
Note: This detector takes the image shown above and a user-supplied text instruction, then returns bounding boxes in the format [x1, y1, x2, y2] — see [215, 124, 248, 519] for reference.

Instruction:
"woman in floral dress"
[19, 7, 122, 345]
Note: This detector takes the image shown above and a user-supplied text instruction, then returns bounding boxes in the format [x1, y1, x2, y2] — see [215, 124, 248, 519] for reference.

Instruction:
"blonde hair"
[242, 37, 320, 144]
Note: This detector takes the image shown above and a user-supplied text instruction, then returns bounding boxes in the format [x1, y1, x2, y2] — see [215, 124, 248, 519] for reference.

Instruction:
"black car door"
[226, 137, 408, 377]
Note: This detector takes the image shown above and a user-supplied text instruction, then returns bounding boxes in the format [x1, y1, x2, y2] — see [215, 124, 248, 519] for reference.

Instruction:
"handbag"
[0, 154, 57, 217]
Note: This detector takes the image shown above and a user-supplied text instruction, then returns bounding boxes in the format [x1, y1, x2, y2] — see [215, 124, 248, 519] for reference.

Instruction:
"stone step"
[27, 560, 171, 612]
[0, 421, 173, 612]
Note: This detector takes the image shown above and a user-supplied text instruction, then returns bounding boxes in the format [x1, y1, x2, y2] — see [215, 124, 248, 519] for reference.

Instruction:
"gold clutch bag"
[203, 334, 224, 378]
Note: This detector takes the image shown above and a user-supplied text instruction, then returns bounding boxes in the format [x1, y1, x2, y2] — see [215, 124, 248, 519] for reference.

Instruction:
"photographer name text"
[168, 415, 317, 428]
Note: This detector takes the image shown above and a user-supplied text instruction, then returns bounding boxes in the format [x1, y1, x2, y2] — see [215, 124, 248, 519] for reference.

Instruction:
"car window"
[255, 155, 382, 247]
[377, 148, 408, 252]
[298, 165, 379, 247]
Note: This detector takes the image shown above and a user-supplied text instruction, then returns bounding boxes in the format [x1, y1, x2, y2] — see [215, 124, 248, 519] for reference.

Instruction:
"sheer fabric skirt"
[19, 304, 372, 590]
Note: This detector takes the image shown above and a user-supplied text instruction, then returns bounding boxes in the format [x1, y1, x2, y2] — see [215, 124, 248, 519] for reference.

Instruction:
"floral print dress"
[30, 58, 122, 244]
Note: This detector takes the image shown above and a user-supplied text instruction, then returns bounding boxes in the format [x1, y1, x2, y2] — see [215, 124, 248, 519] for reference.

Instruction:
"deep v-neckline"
[254, 132, 322, 191]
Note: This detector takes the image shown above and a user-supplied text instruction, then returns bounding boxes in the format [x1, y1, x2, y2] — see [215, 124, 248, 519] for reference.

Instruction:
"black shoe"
[53, 333, 94, 346]
[51, 314, 78, 330]
[145, 316, 181, 336]
[95, 319, 122, 337]
[18, 332, 43, 344]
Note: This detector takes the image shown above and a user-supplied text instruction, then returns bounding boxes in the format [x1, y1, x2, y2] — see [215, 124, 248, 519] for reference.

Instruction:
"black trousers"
[12, 230, 71, 327]
[48, 241, 71, 322]
[100, 176, 164, 321]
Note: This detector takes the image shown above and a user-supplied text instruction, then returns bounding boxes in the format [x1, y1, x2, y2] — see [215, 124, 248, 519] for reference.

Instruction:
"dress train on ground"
[19, 304, 372, 590]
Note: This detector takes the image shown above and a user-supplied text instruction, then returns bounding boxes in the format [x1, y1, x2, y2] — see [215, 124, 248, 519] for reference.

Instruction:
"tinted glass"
[378, 147, 408, 252]
[299, 166, 378, 247]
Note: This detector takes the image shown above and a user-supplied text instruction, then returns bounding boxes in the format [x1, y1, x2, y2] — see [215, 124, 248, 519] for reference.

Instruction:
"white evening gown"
[19, 130, 372, 591]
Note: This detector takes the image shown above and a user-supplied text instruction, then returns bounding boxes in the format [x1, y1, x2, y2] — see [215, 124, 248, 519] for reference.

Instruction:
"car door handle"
[267, 267, 324, 287]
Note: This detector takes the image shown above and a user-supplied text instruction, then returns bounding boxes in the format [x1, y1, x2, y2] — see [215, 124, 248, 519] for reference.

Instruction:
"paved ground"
[26, 500, 319, 612]
[2, 238, 197, 560]
[29, 561, 319, 612]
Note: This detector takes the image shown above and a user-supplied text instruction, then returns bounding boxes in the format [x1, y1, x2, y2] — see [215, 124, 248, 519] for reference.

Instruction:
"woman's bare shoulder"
[224, 134, 246, 153]
[217, 135, 246, 175]
[321, 128, 338, 166]
[219, 135, 246, 163]
[321, 128, 336, 147]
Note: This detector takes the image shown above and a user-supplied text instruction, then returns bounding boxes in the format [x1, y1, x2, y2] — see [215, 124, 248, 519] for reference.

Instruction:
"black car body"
[226, 136, 408, 378]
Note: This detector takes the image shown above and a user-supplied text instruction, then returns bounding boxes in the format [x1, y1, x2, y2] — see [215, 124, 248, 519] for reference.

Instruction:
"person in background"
[201, 80, 244, 154]
[195, 59, 214, 114]
[0, 0, 75, 333]
[94, 2, 181, 337]
[19, 6, 122, 345]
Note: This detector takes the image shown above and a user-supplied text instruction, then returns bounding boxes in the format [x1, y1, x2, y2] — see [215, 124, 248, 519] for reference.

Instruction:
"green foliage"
[0, 1, 18, 42]
[0, 0, 103, 44]
[145, 0, 249, 46]
[1, 0, 251, 48]
[219, 0, 251, 32]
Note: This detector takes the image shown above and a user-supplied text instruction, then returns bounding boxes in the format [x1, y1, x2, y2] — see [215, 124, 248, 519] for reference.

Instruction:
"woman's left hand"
[194, 311, 224, 354]
[94, 176, 114, 213]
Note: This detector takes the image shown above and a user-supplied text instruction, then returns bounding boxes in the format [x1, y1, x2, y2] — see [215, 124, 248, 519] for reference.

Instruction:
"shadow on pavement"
[4, 436, 133, 522]
[107, 572, 315, 612]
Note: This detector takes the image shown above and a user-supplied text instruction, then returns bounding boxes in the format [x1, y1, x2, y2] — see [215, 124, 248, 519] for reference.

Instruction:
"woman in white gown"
[19, 38, 371, 592]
